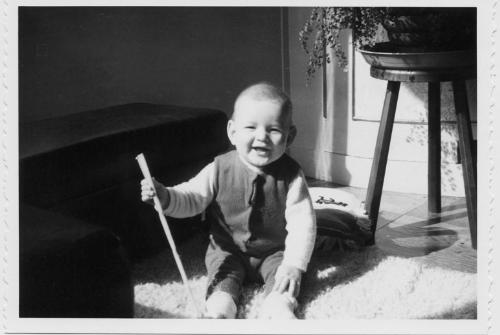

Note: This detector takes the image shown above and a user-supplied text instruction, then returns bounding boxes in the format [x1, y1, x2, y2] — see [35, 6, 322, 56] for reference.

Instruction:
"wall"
[288, 7, 476, 196]
[19, 7, 284, 123]
[288, 7, 354, 188]
[20, 6, 476, 196]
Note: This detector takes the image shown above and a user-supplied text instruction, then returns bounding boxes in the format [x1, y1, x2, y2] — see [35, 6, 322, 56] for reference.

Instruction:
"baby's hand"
[272, 264, 303, 298]
[140, 177, 170, 211]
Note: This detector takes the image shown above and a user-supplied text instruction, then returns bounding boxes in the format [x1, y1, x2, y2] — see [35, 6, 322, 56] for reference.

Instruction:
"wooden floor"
[308, 179, 477, 274]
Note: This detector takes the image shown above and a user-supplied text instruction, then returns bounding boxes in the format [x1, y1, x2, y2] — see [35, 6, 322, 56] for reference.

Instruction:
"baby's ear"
[227, 120, 237, 145]
[286, 125, 297, 146]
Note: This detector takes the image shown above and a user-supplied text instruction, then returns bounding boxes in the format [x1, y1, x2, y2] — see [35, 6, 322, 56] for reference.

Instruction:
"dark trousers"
[205, 234, 286, 304]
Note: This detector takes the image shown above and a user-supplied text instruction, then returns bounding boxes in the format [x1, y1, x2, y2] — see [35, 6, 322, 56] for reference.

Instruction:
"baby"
[141, 82, 316, 319]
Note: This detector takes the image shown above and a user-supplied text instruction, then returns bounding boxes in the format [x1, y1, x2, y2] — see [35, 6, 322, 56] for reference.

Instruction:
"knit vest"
[206, 150, 301, 258]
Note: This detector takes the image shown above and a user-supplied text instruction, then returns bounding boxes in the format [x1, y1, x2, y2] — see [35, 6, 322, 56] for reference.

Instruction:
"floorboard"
[308, 179, 476, 274]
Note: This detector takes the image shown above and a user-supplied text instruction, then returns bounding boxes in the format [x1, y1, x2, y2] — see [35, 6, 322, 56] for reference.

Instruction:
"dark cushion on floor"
[309, 187, 372, 247]
[19, 205, 134, 317]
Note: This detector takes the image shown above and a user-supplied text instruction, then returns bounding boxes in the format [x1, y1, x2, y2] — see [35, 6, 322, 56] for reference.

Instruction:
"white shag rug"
[133, 233, 476, 319]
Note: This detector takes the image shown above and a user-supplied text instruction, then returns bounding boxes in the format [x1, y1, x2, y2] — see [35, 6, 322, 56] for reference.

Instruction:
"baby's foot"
[259, 291, 297, 319]
[204, 291, 237, 319]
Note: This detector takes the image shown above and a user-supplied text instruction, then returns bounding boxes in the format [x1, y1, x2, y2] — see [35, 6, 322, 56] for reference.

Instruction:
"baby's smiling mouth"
[252, 146, 270, 153]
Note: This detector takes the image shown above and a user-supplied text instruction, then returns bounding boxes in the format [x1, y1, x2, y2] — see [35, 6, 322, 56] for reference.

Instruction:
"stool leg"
[452, 80, 477, 249]
[364, 81, 400, 244]
[428, 82, 442, 213]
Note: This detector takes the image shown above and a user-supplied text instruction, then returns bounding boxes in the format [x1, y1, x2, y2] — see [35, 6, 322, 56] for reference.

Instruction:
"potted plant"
[299, 7, 476, 78]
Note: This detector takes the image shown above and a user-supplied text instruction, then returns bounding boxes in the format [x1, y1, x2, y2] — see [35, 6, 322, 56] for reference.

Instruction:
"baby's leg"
[258, 251, 298, 319]
[204, 239, 246, 319]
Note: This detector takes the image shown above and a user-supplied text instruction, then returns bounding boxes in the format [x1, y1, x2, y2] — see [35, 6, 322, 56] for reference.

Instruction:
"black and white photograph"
[2, 1, 500, 334]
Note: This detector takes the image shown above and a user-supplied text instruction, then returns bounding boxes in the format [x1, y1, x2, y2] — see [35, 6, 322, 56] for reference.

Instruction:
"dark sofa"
[19, 103, 229, 317]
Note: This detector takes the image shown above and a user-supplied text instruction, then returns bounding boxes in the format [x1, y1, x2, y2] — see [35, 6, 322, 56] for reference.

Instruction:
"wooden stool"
[364, 66, 477, 248]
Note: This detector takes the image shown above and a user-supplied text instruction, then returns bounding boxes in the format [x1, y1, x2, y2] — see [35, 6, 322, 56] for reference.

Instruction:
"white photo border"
[2, 0, 498, 334]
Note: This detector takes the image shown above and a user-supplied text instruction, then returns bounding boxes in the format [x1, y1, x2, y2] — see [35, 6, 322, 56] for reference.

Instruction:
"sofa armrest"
[20, 204, 134, 317]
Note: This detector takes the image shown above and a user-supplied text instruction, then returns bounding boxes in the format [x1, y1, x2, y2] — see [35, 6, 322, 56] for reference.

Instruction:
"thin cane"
[136, 153, 203, 318]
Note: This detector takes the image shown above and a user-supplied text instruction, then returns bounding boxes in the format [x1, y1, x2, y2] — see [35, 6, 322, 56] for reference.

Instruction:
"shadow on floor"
[134, 303, 188, 318]
[423, 301, 477, 319]
[375, 211, 462, 258]
[133, 232, 208, 285]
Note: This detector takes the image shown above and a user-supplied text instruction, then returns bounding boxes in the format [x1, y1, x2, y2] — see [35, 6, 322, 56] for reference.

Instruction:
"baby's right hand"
[140, 177, 170, 211]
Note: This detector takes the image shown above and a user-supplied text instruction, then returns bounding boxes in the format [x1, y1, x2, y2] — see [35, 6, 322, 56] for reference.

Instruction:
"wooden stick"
[136, 153, 203, 318]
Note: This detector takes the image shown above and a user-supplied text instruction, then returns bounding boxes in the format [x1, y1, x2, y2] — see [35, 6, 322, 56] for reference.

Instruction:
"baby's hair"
[232, 82, 293, 122]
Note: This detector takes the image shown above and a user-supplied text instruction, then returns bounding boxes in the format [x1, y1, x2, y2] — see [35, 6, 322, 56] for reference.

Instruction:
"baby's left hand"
[272, 264, 303, 297]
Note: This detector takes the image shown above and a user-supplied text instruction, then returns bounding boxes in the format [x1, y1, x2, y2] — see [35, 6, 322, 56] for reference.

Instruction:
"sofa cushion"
[20, 103, 229, 208]
[49, 164, 209, 259]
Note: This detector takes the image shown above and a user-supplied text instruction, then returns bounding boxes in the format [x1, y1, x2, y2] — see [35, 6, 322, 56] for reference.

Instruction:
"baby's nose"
[254, 128, 268, 140]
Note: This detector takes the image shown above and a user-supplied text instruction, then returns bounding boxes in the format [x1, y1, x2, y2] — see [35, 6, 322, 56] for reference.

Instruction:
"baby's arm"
[274, 170, 317, 296]
[141, 162, 216, 218]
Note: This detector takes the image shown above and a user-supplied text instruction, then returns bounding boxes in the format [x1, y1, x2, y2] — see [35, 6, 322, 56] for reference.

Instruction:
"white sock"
[259, 291, 298, 319]
[205, 291, 237, 319]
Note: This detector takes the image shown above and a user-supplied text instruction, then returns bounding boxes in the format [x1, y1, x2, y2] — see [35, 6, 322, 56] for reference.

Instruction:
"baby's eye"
[270, 128, 282, 133]
[244, 126, 256, 130]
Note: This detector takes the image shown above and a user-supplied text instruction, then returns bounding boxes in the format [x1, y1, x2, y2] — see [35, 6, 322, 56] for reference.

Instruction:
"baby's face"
[228, 97, 295, 170]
